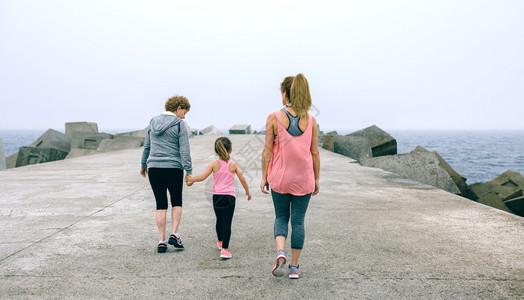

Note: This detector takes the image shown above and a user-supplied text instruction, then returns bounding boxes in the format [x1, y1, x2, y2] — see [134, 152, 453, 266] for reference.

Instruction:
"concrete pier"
[0, 135, 523, 299]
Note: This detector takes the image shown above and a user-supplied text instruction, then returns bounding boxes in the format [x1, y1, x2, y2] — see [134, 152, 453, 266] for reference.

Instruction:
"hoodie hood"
[150, 113, 182, 136]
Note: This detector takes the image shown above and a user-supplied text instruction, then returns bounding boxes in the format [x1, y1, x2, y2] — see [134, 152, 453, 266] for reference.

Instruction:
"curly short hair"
[165, 95, 191, 112]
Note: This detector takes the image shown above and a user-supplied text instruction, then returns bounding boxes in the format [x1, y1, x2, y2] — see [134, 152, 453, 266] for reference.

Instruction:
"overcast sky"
[1, 0, 523, 132]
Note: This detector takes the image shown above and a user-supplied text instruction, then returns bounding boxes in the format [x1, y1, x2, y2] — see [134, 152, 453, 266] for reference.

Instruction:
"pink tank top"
[267, 111, 315, 196]
[213, 159, 236, 197]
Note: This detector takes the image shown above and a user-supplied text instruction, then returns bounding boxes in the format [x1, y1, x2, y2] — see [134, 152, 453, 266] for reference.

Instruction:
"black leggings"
[148, 168, 184, 210]
[213, 194, 236, 249]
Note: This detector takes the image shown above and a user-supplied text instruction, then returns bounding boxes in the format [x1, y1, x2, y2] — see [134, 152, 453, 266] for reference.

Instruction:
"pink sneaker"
[220, 249, 232, 259]
[217, 239, 223, 250]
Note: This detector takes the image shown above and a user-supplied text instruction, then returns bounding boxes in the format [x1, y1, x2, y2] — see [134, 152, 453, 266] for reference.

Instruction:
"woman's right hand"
[313, 180, 320, 195]
[260, 178, 269, 194]
[140, 168, 147, 178]
[185, 175, 194, 186]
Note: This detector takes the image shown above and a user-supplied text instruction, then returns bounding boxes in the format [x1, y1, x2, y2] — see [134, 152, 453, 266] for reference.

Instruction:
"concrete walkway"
[0, 135, 523, 299]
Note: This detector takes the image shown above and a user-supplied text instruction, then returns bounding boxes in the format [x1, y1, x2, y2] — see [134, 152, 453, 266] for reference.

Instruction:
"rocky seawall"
[319, 125, 524, 218]
[3, 121, 522, 218]
[0, 122, 255, 170]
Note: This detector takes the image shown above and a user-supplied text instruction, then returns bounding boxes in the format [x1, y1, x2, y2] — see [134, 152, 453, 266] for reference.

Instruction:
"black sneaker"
[168, 234, 184, 249]
[157, 242, 168, 253]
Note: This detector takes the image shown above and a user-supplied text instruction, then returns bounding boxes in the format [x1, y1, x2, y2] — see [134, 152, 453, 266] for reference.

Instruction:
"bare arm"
[188, 161, 216, 183]
[233, 163, 252, 200]
[311, 116, 320, 195]
[261, 113, 276, 194]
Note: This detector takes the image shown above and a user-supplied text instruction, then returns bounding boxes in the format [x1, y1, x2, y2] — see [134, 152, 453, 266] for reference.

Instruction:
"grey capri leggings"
[271, 190, 312, 250]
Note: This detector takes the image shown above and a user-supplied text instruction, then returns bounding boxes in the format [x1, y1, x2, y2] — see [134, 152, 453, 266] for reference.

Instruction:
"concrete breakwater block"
[321, 131, 338, 152]
[322, 131, 372, 162]
[473, 192, 513, 213]
[361, 151, 461, 194]
[6, 152, 17, 169]
[15, 147, 69, 167]
[71, 132, 113, 150]
[65, 148, 98, 159]
[229, 124, 251, 134]
[114, 135, 145, 144]
[470, 171, 524, 216]
[0, 138, 5, 171]
[505, 196, 524, 216]
[65, 122, 98, 137]
[30, 129, 72, 153]
[332, 135, 372, 162]
[411, 146, 471, 197]
[488, 170, 524, 188]
[115, 129, 147, 138]
[97, 137, 143, 152]
[469, 183, 522, 201]
[347, 125, 397, 157]
[200, 125, 223, 135]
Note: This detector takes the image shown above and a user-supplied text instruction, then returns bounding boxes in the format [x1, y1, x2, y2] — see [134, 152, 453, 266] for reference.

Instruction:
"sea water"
[1, 129, 523, 184]
[338, 129, 524, 184]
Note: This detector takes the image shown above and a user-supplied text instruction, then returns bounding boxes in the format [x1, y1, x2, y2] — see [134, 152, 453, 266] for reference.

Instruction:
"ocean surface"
[1, 129, 523, 184]
[338, 129, 524, 184]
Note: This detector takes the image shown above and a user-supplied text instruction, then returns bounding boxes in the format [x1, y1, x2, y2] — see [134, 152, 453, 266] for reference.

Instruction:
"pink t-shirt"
[267, 111, 315, 196]
[213, 159, 236, 197]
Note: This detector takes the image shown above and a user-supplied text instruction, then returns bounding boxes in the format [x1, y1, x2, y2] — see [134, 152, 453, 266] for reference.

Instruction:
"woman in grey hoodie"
[140, 96, 193, 253]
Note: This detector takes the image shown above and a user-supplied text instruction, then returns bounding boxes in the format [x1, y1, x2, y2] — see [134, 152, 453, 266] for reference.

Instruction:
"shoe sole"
[272, 255, 287, 277]
[289, 273, 300, 279]
[168, 238, 184, 249]
[157, 245, 167, 253]
[220, 255, 232, 259]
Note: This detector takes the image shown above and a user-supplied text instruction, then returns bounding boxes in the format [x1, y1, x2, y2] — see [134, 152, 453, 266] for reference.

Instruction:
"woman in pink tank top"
[261, 74, 320, 279]
[187, 137, 251, 260]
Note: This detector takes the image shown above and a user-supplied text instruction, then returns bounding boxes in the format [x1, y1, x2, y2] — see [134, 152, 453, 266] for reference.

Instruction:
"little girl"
[187, 137, 251, 259]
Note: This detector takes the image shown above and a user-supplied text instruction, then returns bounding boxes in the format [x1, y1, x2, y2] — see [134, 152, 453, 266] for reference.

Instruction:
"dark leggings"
[271, 190, 312, 250]
[148, 168, 184, 210]
[213, 194, 236, 249]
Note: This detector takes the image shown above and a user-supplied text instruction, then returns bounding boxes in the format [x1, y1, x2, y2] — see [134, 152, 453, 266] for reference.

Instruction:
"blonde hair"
[215, 137, 231, 162]
[289, 74, 312, 119]
[165, 95, 191, 112]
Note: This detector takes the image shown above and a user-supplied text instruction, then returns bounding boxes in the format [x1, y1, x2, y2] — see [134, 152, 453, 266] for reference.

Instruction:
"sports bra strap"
[280, 108, 304, 136]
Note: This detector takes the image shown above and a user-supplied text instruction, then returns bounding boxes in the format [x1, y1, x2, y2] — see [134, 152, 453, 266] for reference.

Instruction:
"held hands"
[185, 175, 194, 187]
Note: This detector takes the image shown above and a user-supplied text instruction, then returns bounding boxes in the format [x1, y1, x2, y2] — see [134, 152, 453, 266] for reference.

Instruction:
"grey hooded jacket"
[140, 112, 192, 175]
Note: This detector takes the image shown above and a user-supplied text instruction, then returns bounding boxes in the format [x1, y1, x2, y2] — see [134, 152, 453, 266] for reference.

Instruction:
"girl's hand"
[140, 168, 147, 178]
[260, 178, 269, 194]
[185, 175, 194, 186]
[246, 193, 252, 201]
[313, 180, 320, 195]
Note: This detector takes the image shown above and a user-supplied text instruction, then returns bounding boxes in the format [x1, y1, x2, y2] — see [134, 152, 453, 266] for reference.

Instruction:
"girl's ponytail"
[215, 137, 232, 162]
[289, 73, 312, 119]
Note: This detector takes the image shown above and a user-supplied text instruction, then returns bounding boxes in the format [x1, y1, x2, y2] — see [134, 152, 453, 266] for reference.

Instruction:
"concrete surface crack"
[0, 185, 149, 264]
